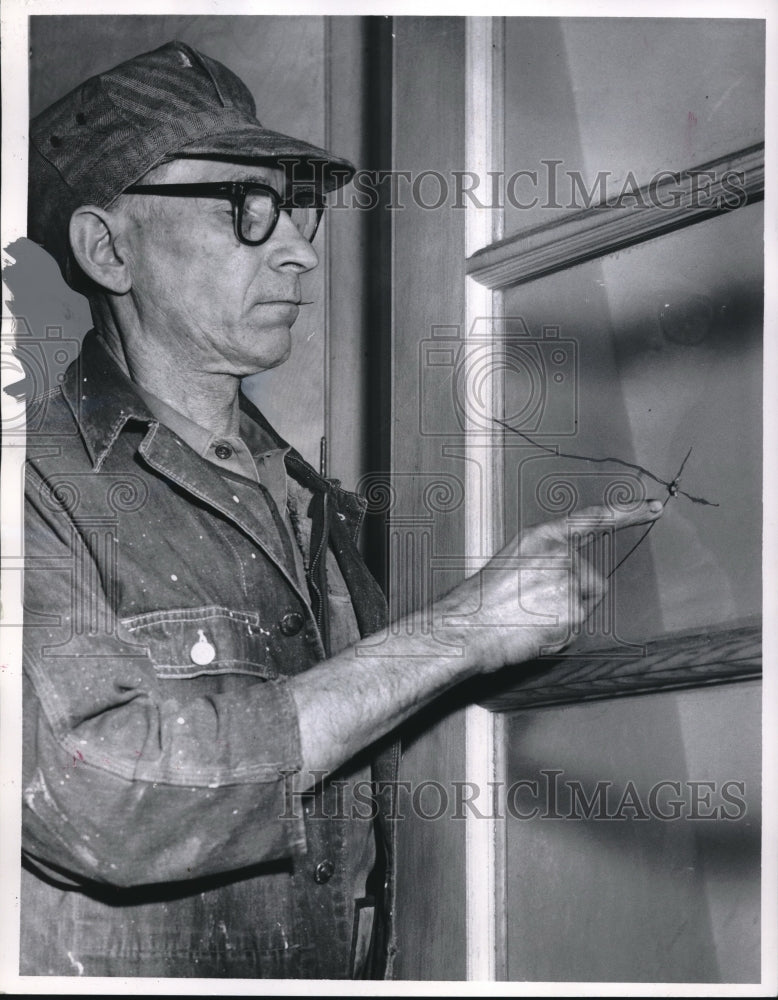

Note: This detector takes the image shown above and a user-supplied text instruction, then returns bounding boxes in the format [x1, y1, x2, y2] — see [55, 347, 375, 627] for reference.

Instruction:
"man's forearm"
[290, 607, 481, 780]
[290, 498, 664, 781]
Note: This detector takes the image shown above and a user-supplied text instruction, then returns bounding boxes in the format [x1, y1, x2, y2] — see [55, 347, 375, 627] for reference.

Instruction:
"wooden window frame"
[461, 16, 763, 980]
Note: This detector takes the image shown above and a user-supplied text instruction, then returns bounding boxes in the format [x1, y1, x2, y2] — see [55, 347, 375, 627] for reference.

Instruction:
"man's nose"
[267, 210, 319, 272]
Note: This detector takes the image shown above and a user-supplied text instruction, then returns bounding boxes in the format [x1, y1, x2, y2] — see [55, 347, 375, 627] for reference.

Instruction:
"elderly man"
[21, 41, 662, 979]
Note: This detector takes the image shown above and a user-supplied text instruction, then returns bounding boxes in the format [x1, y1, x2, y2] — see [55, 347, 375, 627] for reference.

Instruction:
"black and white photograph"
[0, 0, 775, 993]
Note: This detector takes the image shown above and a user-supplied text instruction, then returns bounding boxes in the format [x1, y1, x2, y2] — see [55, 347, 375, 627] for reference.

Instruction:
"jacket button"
[313, 859, 335, 884]
[190, 629, 216, 665]
[214, 443, 233, 460]
[280, 612, 304, 636]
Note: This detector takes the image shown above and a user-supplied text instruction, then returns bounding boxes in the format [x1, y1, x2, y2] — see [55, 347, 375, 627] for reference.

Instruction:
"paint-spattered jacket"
[21, 331, 397, 979]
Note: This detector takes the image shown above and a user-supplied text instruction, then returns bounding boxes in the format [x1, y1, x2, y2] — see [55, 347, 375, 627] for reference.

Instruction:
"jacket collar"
[61, 329, 153, 471]
[62, 329, 310, 477]
[60, 330, 366, 528]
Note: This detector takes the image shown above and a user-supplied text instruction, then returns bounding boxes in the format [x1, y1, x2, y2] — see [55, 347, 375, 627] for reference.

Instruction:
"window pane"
[502, 18, 765, 236]
[501, 202, 762, 642]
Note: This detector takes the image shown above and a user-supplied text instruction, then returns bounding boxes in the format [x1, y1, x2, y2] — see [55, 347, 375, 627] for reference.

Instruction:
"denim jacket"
[21, 331, 397, 978]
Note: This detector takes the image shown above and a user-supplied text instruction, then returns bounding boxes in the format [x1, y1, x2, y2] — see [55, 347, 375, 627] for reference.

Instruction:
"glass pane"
[498, 204, 762, 984]
[502, 681, 761, 982]
[501, 202, 762, 645]
[502, 18, 765, 236]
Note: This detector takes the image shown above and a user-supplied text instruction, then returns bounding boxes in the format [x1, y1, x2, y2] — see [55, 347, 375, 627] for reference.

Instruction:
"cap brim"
[175, 125, 355, 192]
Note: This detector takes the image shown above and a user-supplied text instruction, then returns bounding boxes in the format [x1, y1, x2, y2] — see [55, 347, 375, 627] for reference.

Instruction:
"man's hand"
[291, 499, 663, 779]
[434, 498, 665, 674]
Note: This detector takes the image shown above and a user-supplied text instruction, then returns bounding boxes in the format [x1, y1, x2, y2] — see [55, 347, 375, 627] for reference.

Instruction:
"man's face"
[120, 158, 319, 377]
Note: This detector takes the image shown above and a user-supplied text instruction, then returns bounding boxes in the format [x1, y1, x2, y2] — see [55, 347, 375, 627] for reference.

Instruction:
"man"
[21, 41, 663, 979]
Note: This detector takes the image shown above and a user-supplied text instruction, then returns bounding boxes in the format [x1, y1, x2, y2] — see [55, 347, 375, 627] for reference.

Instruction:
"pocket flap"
[120, 605, 276, 679]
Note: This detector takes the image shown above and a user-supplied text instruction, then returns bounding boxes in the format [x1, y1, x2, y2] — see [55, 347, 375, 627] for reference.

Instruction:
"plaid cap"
[29, 40, 356, 285]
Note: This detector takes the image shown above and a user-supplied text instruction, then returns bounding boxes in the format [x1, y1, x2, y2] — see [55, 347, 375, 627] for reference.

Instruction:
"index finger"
[527, 499, 664, 549]
[574, 499, 664, 528]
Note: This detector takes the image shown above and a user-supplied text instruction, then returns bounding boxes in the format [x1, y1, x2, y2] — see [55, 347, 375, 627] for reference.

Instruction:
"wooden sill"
[477, 618, 761, 712]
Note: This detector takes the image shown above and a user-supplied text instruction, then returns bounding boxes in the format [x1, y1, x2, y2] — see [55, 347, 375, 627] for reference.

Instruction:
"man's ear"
[69, 206, 132, 294]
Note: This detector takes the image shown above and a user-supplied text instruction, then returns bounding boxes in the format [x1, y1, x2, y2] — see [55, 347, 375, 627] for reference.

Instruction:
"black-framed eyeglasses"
[122, 181, 325, 246]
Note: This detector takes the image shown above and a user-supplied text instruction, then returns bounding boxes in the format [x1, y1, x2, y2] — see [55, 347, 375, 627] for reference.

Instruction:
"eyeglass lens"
[240, 190, 321, 244]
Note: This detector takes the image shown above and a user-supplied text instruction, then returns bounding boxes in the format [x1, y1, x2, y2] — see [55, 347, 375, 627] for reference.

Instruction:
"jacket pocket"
[120, 605, 277, 680]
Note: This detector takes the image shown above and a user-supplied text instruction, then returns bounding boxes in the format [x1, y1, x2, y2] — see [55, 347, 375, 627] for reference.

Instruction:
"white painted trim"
[464, 15, 505, 983]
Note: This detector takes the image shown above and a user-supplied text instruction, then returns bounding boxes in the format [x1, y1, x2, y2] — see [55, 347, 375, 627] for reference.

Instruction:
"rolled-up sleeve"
[22, 466, 308, 888]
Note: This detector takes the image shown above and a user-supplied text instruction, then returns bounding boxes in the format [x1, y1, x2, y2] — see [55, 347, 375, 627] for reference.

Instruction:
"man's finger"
[524, 499, 664, 550]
